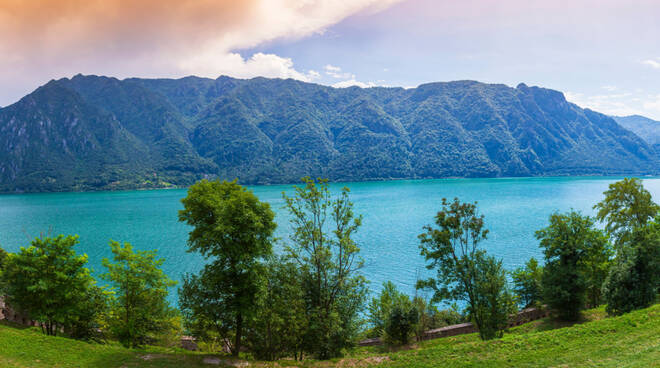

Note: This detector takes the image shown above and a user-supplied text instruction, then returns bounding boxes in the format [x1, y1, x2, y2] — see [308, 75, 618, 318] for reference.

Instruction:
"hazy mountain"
[0, 75, 657, 192]
[613, 115, 660, 148]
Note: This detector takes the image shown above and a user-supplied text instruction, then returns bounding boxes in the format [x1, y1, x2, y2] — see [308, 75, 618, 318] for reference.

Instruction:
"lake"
[1, 176, 659, 305]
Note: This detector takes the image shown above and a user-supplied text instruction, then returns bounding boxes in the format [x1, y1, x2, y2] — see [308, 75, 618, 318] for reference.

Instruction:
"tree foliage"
[595, 178, 660, 315]
[602, 221, 660, 315]
[368, 281, 411, 338]
[417, 198, 513, 340]
[594, 178, 659, 247]
[2, 235, 105, 337]
[178, 179, 276, 356]
[536, 211, 609, 320]
[471, 254, 516, 340]
[511, 258, 543, 308]
[283, 177, 368, 359]
[102, 240, 177, 347]
[248, 256, 307, 360]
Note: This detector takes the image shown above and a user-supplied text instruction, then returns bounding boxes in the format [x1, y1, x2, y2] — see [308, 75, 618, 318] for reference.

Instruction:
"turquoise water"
[1, 177, 659, 305]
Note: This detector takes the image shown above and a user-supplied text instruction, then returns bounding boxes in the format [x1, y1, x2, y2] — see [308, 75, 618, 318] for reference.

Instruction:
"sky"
[1, 0, 660, 119]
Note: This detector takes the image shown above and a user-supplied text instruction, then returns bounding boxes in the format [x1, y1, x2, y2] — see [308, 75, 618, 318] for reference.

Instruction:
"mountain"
[0, 75, 657, 192]
[613, 115, 660, 149]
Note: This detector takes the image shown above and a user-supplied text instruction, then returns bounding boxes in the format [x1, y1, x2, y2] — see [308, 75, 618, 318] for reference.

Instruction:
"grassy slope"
[1, 304, 658, 368]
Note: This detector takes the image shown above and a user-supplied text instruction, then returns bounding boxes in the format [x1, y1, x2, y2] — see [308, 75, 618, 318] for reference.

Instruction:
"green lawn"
[1, 304, 659, 367]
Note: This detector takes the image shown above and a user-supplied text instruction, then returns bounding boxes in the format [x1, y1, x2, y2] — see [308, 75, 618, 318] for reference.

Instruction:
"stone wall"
[0, 296, 38, 327]
[358, 307, 550, 346]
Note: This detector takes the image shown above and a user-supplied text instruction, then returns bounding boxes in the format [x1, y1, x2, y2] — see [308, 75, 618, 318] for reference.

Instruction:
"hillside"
[0, 75, 658, 192]
[0, 303, 658, 367]
[613, 115, 660, 147]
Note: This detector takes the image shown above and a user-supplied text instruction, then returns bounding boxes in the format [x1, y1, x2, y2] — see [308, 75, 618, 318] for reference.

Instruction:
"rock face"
[0, 75, 657, 192]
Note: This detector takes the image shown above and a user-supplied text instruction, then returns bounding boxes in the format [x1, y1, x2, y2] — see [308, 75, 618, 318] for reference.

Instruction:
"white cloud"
[332, 79, 378, 88]
[643, 94, 660, 113]
[642, 59, 660, 69]
[179, 52, 319, 82]
[324, 64, 354, 79]
[601, 85, 617, 91]
[0, 0, 404, 105]
[565, 90, 660, 119]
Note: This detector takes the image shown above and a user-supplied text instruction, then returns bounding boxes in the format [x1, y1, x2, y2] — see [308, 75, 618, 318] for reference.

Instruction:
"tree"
[178, 179, 276, 356]
[594, 178, 659, 247]
[0, 245, 7, 293]
[580, 236, 613, 308]
[368, 281, 411, 338]
[247, 256, 308, 361]
[594, 178, 660, 315]
[602, 223, 660, 315]
[0, 245, 7, 269]
[283, 177, 368, 359]
[102, 240, 177, 347]
[511, 258, 543, 308]
[2, 235, 103, 336]
[384, 302, 418, 346]
[417, 198, 512, 340]
[471, 253, 516, 340]
[536, 211, 608, 321]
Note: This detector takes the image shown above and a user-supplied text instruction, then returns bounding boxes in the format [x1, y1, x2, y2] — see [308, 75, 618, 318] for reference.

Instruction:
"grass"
[1, 304, 659, 367]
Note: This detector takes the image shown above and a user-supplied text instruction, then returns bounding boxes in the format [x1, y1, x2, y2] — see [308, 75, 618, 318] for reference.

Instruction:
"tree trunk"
[233, 313, 243, 357]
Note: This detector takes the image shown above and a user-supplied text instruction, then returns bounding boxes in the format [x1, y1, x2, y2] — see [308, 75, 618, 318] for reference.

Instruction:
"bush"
[384, 304, 418, 345]
[511, 258, 543, 308]
[412, 297, 464, 341]
[248, 257, 307, 361]
[2, 235, 107, 337]
[102, 240, 178, 347]
[471, 253, 517, 340]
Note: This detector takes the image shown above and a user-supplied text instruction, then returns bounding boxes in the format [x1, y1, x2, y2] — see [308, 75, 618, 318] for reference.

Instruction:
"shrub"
[384, 304, 418, 345]
[511, 258, 543, 308]
[2, 235, 106, 337]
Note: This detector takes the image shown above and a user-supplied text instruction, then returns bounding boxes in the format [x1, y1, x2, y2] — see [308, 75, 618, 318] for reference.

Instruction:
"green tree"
[0, 245, 7, 269]
[247, 256, 308, 361]
[602, 223, 660, 315]
[368, 281, 411, 338]
[536, 211, 608, 321]
[102, 240, 177, 347]
[594, 178, 660, 315]
[2, 235, 103, 336]
[178, 179, 276, 356]
[511, 258, 543, 308]
[580, 236, 613, 308]
[283, 177, 368, 359]
[471, 253, 516, 340]
[384, 303, 418, 346]
[417, 198, 512, 340]
[0, 245, 7, 293]
[594, 178, 659, 247]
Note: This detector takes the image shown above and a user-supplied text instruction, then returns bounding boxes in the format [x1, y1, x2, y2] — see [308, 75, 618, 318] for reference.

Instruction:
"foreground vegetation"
[0, 303, 658, 367]
[1, 176, 658, 364]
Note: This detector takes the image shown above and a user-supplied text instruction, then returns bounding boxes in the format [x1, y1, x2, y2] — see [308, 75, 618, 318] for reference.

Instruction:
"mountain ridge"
[0, 75, 657, 193]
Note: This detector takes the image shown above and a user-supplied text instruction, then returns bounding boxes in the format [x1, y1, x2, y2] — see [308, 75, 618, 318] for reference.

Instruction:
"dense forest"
[0, 75, 658, 192]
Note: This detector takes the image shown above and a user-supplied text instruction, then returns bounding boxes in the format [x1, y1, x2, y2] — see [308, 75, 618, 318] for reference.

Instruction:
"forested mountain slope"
[0, 75, 656, 192]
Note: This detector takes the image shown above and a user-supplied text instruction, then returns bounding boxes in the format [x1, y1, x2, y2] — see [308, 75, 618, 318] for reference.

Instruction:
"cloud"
[642, 59, 660, 69]
[332, 79, 378, 88]
[565, 90, 660, 119]
[0, 0, 403, 105]
[324, 64, 354, 79]
[643, 95, 660, 113]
